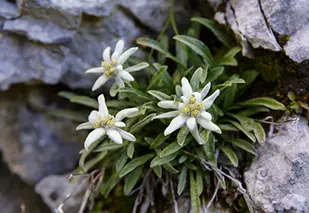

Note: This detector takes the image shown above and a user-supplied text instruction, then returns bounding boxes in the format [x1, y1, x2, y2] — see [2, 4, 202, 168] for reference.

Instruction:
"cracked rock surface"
[207, 0, 309, 63]
[245, 118, 309, 213]
[0, 0, 191, 90]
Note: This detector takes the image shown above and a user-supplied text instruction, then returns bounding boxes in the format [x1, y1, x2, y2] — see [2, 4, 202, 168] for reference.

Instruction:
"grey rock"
[35, 174, 87, 213]
[0, 157, 50, 213]
[0, 87, 84, 184]
[120, 0, 191, 32]
[3, 16, 76, 44]
[245, 117, 309, 212]
[284, 27, 309, 63]
[0, 33, 69, 90]
[0, 0, 20, 19]
[229, 0, 281, 51]
[0, 0, 190, 90]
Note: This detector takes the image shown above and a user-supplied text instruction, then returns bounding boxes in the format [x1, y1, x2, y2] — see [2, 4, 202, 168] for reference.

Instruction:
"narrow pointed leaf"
[119, 153, 155, 177]
[221, 147, 239, 167]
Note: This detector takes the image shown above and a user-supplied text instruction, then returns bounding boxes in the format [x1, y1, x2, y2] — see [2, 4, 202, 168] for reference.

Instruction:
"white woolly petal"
[85, 67, 104, 74]
[164, 115, 187, 136]
[202, 90, 220, 110]
[200, 111, 212, 121]
[193, 92, 202, 103]
[76, 122, 93, 130]
[117, 128, 136, 142]
[102, 47, 111, 61]
[98, 94, 109, 117]
[158, 101, 178, 109]
[88, 110, 100, 123]
[190, 126, 204, 145]
[186, 117, 197, 131]
[181, 77, 193, 98]
[152, 111, 179, 120]
[197, 117, 222, 134]
[116, 108, 139, 121]
[125, 62, 149, 72]
[115, 122, 126, 128]
[107, 128, 123, 144]
[119, 70, 134, 82]
[115, 77, 125, 88]
[112, 40, 124, 59]
[118, 47, 138, 65]
[92, 75, 109, 91]
[84, 128, 105, 150]
[200, 82, 211, 99]
[181, 96, 189, 104]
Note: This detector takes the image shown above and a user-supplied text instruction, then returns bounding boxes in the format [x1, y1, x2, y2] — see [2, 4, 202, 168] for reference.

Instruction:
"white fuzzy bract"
[76, 94, 138, 149]
[86, 40, 149, 91]
[153, 77, 222, 144]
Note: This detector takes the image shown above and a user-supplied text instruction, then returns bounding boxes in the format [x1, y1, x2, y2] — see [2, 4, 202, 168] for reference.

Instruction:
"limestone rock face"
[245, 118, 309, 212]
[207, 0, 309, 63]
[0, 0, 191, 90]
[0, 87, 84, 184]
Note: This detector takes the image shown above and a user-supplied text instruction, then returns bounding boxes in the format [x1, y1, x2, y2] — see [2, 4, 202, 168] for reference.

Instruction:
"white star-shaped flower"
[86, 40, 149, 91]
[153, 77, 221, 144]
[77, 94, 138, 149]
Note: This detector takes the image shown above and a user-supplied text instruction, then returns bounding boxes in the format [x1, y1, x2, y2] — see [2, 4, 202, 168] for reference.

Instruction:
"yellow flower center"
[181, 96, 203, 117]
[102, 59, 117, 76]
[93, 115, 115, 128]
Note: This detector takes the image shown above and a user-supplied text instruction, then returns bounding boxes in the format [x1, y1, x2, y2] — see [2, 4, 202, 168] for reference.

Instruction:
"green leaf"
[237, 97, 286, 110]
[177, 167, 187, 195]
[221, 147, 239, 167]
[207, 66, 224, 82]
[191, 17, 234, 48]
[119, 153, 155, 177]
[177, 126, 190, 146]
[58, 91, 76, 100]
[179, 156, 188, 164]
[148, 90, 171, 101]
[105, 100, 135, 109]
[196, 170, 204, 196]
[118, 88, 152, 103]
[218, 124, 238, 131]
[203, 134, 215, 160]
[79, 139, 102, 170]
[116, 152, 129, 172]
[201, 65, 208, 83]
[160, 141, 186, 157]
[223, 84, 237, 110]
[82, 151, 107, 173]
[158, 35, 169, 64]
[226, 138, 257, 156]
[174, 35, 213, 66]
[124, 166, 143, 196]
[237, 107, 270, 116]
[93, 143, 123, 153]
[127, 143, 135, 159]
[150, 152, 179, 167]
[148, 65, 169, 89]
[190, 67, 203, 91]
[252, 122, 266, 145]
[163, 163, 179, 173]
[49, 109, 87, 122]
[70, 95, 98, 108]
[136, 37, 186, 68]
[110, 83, 118, 97]
[200, 130, 210, 145]
[176, 41, 188, 68]
[215, 47, 241, 67]
[153, 166, 162, 178]
[126, 62, 149, 73]
[151, 133, 170, 148]
[101, 173, 120, 198]
[189, 171, 201, 213]
[130, 113, 156, 134]
[226, 119, 256, 142]
[288, 91, 296, 101]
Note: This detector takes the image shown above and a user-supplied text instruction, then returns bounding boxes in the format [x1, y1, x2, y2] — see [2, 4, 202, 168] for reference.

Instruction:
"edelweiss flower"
[86, 40, 149, 91]
[153, 77, 221, 144]
[77, 94, 138, 149]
